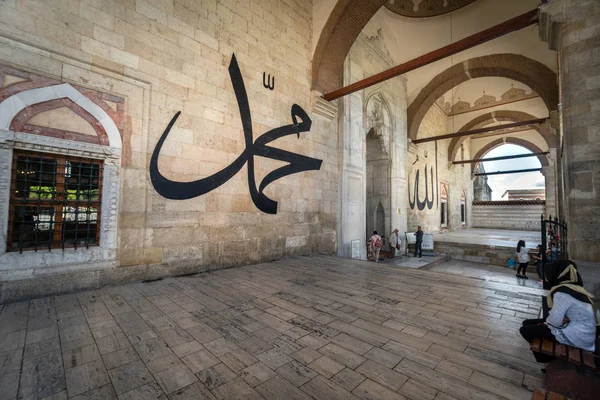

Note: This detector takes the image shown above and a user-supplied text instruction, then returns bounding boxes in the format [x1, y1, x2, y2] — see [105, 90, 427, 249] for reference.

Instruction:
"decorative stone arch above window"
[0, 72, 123, 276]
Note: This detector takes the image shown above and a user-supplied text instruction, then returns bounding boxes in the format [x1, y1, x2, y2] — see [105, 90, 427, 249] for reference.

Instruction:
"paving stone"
[212, 377, 263, 400]
[147, 353, 184, 374]
[275, 360, 317, 387]
[158, 326, 195, 348]
[26, 325, 59, 345]
[0, 370, 19, 400]
[332, 368, 367, 391]
[128, 330, 159, 344]
[256, 348, 293, 369]
[120, 319, 152, 336]
[182, 349, 221, 373]
[185, 323, 222, 344]
[119, 382, 166, 400]
[172, 340, 205, 358]
[59, 315, 87, 330]
[352, 378, 407, 400]
[60, 323, 92, 344]
[0, 329, 25, 353]
[62, 336, 96, 352]
[108, 359, 154, 394]
[168, 381, 216, 400]
[41, 389, 68, 400]
[64, 358, 109, 397]
[291, 347, 322, 365]
[308, 355, 345, 379]
[318, 343, 367, 369]
[155, 364, 198, 395]
[301, 375, 360, 400]
[269, 335, 304, 355]
[133, 337, 173, 363]
[239, 362, 276, 387]
[148, 316, 177, 332]
[256, 375, 313, 400]
[102, 347, 140, 370]
[398, 378, 438, 400]
[204, 337, 239, 357]
[96, 332, 131, 355]
[364, 347, 403, 369]
[219, 348, 258, 372]
[0, 348, 23, 374]
[356, 359, 409, 392]
[19, 350, 65, 399]
[24, 337, 61, 359]
[331, 333, 374, 355]
[69, 384, 118, 400]
[63, 343, 101, 369]
[238, 336, 273, 355]
[196, 363, 238, 390]
[296, 333, 330, 349]
[253, 327, 281, 342]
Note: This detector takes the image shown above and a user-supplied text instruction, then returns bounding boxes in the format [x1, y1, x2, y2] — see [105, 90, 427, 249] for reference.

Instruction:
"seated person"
[519, 260, 596, 363]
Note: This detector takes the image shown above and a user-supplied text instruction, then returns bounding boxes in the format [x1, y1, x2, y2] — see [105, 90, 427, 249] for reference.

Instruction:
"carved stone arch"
[365, 91, 393, 158]
[312, 0, 387, 93]
[408, 54, 559, 140]
[448, 110, 556, 162]
[471, 137, 549, 176]
[0, 84, 122, 149]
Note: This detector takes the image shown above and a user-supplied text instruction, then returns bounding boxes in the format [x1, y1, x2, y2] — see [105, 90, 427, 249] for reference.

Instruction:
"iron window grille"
[441, 200, 447, 227]
[8, 151, 103, 253]
[461, 203, 466, 224]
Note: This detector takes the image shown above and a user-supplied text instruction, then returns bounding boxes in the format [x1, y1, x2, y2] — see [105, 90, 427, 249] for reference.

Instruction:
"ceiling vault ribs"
[322, 8, 539, 101]
[412, 117, 548, 144]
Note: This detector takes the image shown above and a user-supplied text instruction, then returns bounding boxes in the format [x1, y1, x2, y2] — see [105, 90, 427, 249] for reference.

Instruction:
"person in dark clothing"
[414, 226, 423, 258]
[519, 260, 595, 363]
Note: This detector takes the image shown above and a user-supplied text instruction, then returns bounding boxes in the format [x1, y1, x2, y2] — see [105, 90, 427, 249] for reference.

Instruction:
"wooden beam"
[474, 168, 542, 176]
[453, 152, 549, 164]
[322, 9, 539, 101]
[412, 118, 547, 144]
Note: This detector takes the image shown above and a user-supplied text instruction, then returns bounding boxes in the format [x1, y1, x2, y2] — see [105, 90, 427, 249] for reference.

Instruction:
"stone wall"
[338, 32, 408, 259]
[472, 201, 545, 231]
[0, 0, 340, 301]
[408, 105, 473, 233]
[544, 0, 600, 261]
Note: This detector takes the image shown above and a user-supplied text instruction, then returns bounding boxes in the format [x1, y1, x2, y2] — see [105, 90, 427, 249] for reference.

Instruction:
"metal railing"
[541, 214, 568, 289]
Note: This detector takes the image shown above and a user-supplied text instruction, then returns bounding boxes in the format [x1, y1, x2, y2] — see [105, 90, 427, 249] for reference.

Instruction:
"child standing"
[516, 240, 530, 279]
[530, 244, 544, 283]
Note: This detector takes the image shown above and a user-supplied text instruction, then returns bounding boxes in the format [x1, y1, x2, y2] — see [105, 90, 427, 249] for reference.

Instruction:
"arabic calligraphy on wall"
[149, 54, 322, 215]
[408, 165, 436, 211]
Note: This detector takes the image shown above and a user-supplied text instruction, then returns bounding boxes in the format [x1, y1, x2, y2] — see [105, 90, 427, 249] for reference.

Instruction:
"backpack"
[373, 236, 382, 248]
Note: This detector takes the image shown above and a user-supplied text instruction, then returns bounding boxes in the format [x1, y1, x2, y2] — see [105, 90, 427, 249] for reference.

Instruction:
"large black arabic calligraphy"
[150, 54, 323, 214]
[408, 165, 435, 211]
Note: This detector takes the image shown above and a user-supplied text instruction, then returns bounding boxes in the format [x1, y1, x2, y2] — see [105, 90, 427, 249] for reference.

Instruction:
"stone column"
[541, 165, 557, 219]
[540, 0, 600, 261]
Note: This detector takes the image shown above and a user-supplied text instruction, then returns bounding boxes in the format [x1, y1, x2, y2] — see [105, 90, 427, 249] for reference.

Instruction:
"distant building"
[473, 164, 492, 201]
[502, 189, 546, 200]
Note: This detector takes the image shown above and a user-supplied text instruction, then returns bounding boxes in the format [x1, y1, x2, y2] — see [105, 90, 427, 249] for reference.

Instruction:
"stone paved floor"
[0, 255, 547, 400]
[435, 228, 541, 248]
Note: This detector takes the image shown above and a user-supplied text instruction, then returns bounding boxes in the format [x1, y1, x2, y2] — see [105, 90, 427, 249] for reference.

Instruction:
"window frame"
[7, 150, 104, 253]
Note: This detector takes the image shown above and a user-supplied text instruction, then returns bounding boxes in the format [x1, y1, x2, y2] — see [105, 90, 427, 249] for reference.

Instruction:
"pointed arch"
[312, 0, 387, 93]
[447, 110, 556, 162]
[408, 54, 558, 140]
[471, 138, 549, 175]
